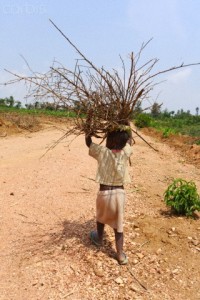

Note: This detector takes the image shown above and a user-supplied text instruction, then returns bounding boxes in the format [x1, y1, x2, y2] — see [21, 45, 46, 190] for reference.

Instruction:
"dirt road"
[0, 127, 200, 300]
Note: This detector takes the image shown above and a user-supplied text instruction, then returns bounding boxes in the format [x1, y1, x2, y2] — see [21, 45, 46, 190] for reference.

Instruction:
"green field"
[0, 106, 77, 118]
[150, 117, 200, 138]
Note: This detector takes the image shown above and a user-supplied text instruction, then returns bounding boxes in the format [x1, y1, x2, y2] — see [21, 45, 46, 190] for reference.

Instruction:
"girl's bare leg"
[114, 229, 125, 261]
[96, 221, 104, 243]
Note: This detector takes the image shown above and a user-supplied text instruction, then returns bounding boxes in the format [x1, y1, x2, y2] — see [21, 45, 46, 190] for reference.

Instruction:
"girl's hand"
[85, 134, 92, 147]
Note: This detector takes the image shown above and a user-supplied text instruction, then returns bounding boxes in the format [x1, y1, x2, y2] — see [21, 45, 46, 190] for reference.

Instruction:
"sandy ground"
[0, 126, 200, 300]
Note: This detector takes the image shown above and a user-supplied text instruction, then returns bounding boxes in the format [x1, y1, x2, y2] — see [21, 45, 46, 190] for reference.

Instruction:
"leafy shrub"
[134, 113, 151, 128]
[162, 127, 175, 138]
[164, 178, 200, 217]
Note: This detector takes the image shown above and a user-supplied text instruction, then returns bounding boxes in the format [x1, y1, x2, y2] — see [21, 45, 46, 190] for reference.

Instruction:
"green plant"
[134, 113, 152, 128]
[164, 178, 200, 217]
[195, 140, 200, 145]
[162, 127, 175, 138]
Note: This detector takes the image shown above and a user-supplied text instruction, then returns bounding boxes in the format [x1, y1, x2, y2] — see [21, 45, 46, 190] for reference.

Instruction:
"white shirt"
[89, 143, 132, 185]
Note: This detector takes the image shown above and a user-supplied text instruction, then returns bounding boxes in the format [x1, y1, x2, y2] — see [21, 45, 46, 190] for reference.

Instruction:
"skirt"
[96, 189, 126, 233]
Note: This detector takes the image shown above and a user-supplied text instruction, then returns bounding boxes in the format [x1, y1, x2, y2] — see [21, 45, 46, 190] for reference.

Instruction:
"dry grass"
[0, 113, 41, 135]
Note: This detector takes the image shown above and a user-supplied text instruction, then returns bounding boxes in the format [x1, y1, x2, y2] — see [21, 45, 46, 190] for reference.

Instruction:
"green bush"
[164, 178, 200, 217]
[162, 127, 175, 138]
[134, 113, 151, 128]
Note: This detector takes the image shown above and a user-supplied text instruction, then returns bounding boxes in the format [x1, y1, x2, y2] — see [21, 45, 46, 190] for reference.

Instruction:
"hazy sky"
[0, 0, 200, 113]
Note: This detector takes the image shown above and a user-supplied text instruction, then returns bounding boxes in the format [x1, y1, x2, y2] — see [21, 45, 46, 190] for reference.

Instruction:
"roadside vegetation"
[0, 96, 76, 134]
[134, 102, 200, 143]
[0, 97, 76, 118]
[0, 97, 200, 143]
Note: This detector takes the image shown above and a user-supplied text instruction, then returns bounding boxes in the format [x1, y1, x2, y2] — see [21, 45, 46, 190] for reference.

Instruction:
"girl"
[85, 127, 132, 265]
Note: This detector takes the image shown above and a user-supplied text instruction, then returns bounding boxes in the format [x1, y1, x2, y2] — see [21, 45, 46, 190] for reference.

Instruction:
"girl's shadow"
[60, 218, 116, 259]
[26, 218, 117, 261]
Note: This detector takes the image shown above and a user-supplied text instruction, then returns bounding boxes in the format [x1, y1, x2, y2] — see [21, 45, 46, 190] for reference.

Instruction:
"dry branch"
[3, 20, 200, 149]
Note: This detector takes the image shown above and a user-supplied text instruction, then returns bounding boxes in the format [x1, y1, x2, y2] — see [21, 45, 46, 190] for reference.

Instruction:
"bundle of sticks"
[4, 20, 200, 149]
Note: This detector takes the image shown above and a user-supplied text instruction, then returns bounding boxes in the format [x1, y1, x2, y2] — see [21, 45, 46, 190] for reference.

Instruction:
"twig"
[66, 191, 90, 193]
[39, 129, 77, 159]
[80, 175, 96, 182]
[132, 240, 150, 254]
[128, 266, 148, 291]
[17, 213, 28, 219]
[62, 290, 76, 298]
[138, 240, 150, 250]
[21, 221, 43, 225]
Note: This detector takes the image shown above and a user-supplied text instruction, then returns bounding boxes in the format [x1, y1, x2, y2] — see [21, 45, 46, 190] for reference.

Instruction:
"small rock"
[172, 268, 179, 274]
[133, 223, 140, 229]
[164, 257, 168, 262]
[115, 277, 124, 284]
[156, 248, 162, 255]
[133, 259, 139, 265]
[192, 240, 199, 246]
[130, 283, 141, 293]
[161, 237, 168, 243]
[93, 268, 104, 277]
[156, 268, 162, 274]
[61, 244, 66, 251]
[10, 192, 14, 196]
[171, 227, 176, 232]
[97, 261, 102, 268]
[136, 253, 144, 259]
[149, 268, 156, 274]
[149, 255, 157, 263]
[187, 236, 193, 240]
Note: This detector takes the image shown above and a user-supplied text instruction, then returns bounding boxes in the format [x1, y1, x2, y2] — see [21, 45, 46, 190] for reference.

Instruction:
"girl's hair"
[106, 130, 130, 150]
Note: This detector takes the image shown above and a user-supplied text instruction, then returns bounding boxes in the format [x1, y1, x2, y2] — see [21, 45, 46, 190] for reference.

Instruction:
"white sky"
[0, 0, 200, 113]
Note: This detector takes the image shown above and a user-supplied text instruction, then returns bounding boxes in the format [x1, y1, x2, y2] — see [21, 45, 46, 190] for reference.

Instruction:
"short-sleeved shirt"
[89, 143, 132, 185]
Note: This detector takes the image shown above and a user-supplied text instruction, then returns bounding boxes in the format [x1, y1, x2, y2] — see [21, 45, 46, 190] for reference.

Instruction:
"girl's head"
[106, 130, 130, 150]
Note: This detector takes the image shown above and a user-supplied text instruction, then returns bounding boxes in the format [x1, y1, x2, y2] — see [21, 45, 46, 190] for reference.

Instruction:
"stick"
[128, 266, 148, 291]
[132, 128, 158, 152]
[132, 240, 150, 253]
[138, 240, 150, 249]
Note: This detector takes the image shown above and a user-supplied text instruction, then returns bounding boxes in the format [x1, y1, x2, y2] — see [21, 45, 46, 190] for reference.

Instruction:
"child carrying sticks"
[85, 126, 132, 265]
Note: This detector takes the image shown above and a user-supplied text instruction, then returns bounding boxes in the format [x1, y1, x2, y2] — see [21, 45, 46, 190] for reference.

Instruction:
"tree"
[6, 96, 14, 107]
[132, 100, 142, 117]
[151, 102, 162, 117]
[0, 98, 6, 106]
[34, 101, 41, 109]
[162, 108, 171, 118]
[15, 101, 22, 109]
[170, 111, 175, 116]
